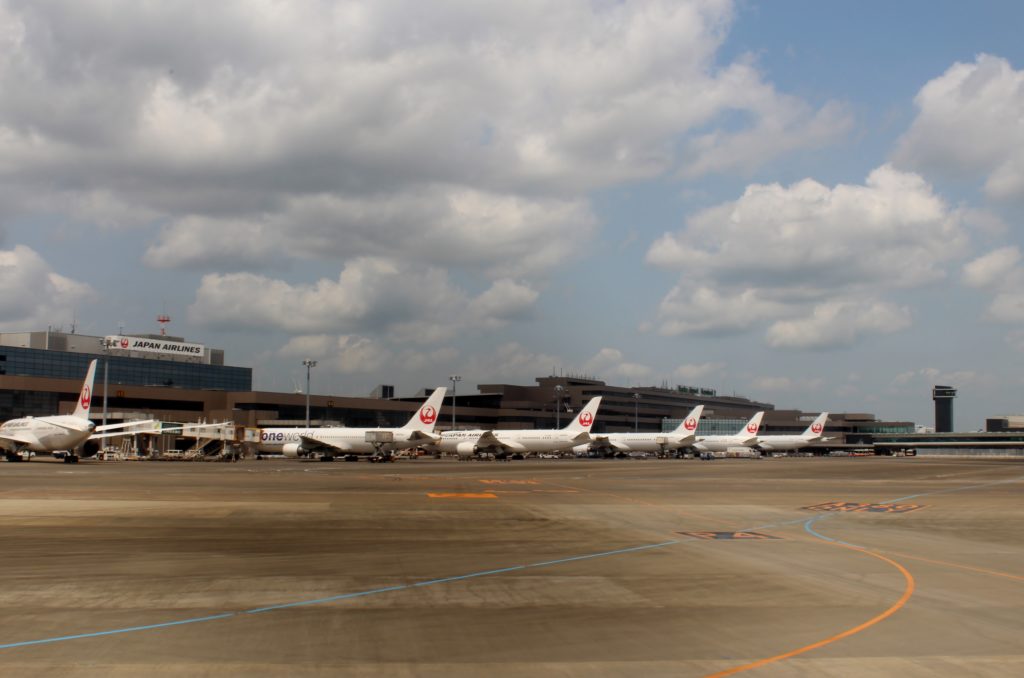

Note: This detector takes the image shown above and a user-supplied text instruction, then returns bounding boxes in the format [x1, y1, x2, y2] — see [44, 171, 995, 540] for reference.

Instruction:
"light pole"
[633, 392, 640, 432]
[449, 375, 461, 429]
[554, 384, 564, 428]
[303, 359, 317, 428]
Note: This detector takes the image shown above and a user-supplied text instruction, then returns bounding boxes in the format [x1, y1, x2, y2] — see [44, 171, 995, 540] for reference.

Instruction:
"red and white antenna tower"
[157, 313, 171, 336]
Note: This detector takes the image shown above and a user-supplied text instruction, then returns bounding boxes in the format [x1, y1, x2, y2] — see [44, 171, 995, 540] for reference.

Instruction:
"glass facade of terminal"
[0, 346, 251, 391]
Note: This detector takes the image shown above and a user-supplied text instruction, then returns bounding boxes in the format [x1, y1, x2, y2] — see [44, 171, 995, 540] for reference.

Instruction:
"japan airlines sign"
[105, 335, 205, 357]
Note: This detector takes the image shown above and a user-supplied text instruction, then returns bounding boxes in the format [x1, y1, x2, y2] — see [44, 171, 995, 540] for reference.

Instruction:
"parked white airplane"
[691, 411, 764, 455]
[576, 405, 704, 457]
[257, 387, 447, 461]
[757, 412, 830, 452]
[1, 359, 98, 463]
[435, 396, 603, 460]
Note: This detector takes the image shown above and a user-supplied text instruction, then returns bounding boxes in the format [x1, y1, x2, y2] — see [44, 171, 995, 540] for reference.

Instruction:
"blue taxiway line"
[3, 474, 1020, 651]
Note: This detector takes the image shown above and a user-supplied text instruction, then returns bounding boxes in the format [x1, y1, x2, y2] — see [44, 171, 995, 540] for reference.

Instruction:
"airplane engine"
[455, 441, 478, 459]
[81, 439, 101, 458]
[282, 443, 310, 458]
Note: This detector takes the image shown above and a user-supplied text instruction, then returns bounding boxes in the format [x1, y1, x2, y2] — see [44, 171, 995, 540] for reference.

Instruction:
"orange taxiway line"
[882, 550, 1024, 582]
[426, 492, 497, 499]
[705, 544, 916, 677]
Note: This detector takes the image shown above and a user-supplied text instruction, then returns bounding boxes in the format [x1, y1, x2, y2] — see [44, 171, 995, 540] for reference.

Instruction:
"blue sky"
[1, 1, 1022, 430]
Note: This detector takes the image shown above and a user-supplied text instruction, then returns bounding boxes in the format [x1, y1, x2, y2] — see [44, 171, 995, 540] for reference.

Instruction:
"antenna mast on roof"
[157, 312, 171, 336]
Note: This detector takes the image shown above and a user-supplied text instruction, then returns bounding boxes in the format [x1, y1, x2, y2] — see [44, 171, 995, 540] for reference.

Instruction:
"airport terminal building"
[2, 328, 930, 453]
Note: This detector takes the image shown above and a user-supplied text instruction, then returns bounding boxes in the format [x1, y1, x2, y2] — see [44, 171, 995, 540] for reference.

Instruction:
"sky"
[1, 1, 1022, 430]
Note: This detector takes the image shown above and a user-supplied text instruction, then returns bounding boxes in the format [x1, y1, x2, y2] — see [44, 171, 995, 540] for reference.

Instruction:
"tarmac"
[1, 455, 1022, 677]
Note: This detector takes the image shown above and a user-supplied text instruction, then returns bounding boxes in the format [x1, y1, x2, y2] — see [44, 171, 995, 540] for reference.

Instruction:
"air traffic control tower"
[933, 385, 957, 433]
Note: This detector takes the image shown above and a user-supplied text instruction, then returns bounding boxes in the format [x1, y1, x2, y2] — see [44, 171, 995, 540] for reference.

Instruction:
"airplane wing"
[405, 430, 440, 444]
[297, 434, 354, 453]
[0, 432, 39, 449]
[570, 432, 592, 444]
[475, 431, 507, 449]
[43, 419, 93, 433]
[94, 419, 157, 432]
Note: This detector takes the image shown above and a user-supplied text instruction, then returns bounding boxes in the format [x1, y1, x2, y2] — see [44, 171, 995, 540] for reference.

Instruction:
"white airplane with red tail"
[692, 411, 764, 455]
[436, 396, 603, 460]
[257, 387, 447, 461]
[1, 359, 98, 463]
[757, 412, 830, 452]
[577, 405, 704, 457]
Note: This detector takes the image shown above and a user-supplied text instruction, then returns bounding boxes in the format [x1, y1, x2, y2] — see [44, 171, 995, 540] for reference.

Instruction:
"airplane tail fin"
[740, 411, 764, 440]
[72, 359, 98, 420]
[402, 387, 447, 432]
[671, 404, 704, 435]
[802, 412, 828, 439]
[563, 396, 602, 433]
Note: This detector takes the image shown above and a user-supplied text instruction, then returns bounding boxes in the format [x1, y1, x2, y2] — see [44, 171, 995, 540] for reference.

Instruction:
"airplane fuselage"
[258, 427, 428, 456]
[585, 431, 698, 455]
[0, 416, 95, 453]
[438, 429, 587, 456]
[757, 436, 820, 451]
[692, 435, 758, 453]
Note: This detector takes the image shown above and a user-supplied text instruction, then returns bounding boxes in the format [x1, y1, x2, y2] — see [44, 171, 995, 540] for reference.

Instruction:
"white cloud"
[144, 216, 286, 270]
[583, 348, 654, 383]
[889, 368, 994, 391]
[188, 257, 542, 343]
[962, 246, 1021, 289]
[0, 245, 95, 330]
[673, 362, 725, 382]
[894, 54, 1024, 202]
[187, 257, 468, 337]
[648, 165, 964, 346]
[750, 376, 823, 392]
[962, 247, 1024, 325]
[145, 189, 598, 278]
[766, 299, 912, 350]
[654, 286, 789, 336]
[280, 334, 392, 375]
[467, 279, 540, 328]
[0, 1, 849, 280]
[464, 342, 563, 385]
[987, 293, 1024, 324]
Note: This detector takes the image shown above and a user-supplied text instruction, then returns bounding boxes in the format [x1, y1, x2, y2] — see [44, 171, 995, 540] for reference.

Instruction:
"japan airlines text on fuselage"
[437, 396, 603, 458]
[692, 411, 764, 453]
[257, 387, 447, 460]
[0, 360, 98, 463]
[757, 412, 829, 451]
[580, 404, 704, 456]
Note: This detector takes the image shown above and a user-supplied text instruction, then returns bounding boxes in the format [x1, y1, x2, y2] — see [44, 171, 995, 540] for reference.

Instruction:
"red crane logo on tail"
[811, 423, 823, 434]
[420, 405, 437, 425]
[80, 386, 91, 410]
[746, 422, 759, 434]
[578, 411, 593, 427]
[684, 418, 697, 431]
